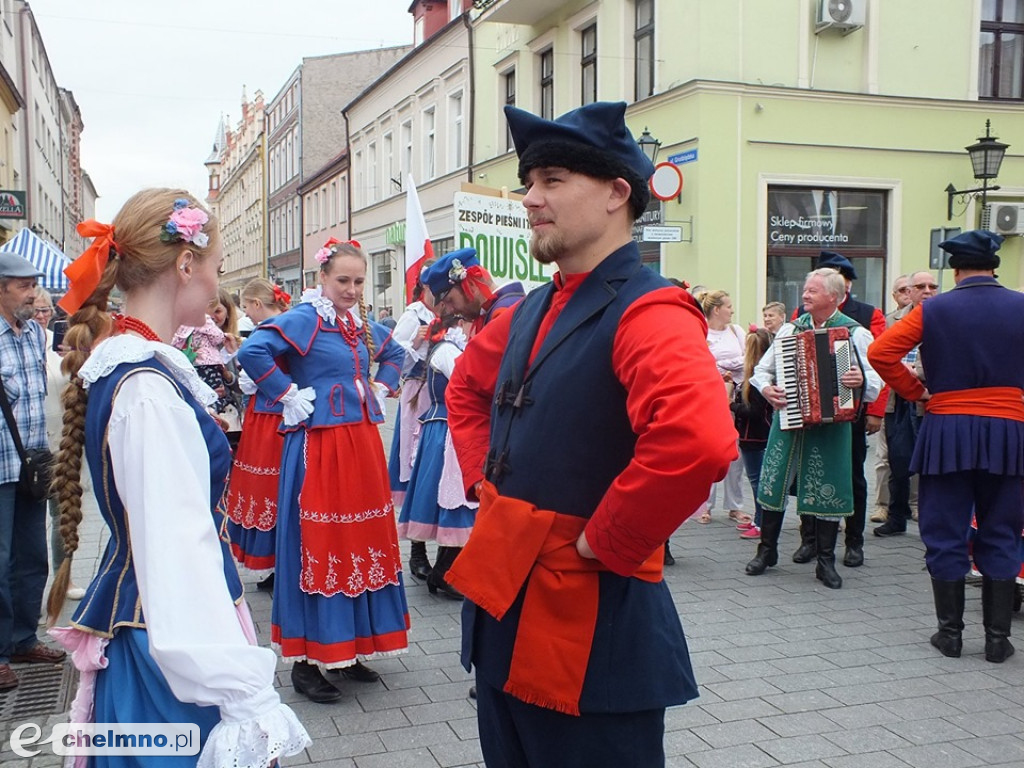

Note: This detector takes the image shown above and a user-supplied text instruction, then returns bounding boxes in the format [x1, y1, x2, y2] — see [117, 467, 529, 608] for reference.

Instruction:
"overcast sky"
[32, 1, 414, 224]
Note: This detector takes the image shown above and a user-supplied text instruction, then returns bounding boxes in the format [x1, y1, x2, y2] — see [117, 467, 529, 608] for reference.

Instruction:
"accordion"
[775, 327, 857, 431]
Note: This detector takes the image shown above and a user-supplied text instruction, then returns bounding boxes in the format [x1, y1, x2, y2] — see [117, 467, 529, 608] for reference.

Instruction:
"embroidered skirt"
[272, 419, 409, 667]
[398, 419, 476, 547]
[226, 404, 282, 575]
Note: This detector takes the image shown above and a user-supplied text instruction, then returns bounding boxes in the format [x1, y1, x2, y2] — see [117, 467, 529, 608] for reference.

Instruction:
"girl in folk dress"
[398, 314, 478, 599]
[226, 279, 291, 587]
[387, 266, 436, 580]
[47, 189, 308, 767]
[238, 238, 409, 703]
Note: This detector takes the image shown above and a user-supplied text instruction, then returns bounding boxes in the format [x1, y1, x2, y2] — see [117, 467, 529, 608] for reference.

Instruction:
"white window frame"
[422, 106, 436, 181]
[448, 90, 464, 172]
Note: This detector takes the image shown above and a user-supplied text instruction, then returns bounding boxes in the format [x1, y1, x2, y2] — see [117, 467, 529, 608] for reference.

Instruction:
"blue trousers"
[740, 447, 766, 528]
[0, 481, 47, 662]
[475, 675, 666, 768]
[884, 397, 921, 528]
[919, 471, 1024, 581]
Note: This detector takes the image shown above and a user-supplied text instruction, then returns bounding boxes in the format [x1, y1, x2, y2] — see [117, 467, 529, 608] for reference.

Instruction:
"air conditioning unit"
[816, 0, 866, 34]
[985, 203, 1024, 236]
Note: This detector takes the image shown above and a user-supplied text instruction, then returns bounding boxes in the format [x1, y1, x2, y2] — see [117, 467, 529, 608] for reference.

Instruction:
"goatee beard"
[530, 231, 564, 265]
[14, 306, 35, 322]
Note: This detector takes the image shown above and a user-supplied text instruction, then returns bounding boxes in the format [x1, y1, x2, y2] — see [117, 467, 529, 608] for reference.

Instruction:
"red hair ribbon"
[59, 220, 119, 315]
[462, 264, 496, 304]
[272, 285, 291, 305]
[321, 237, 361, 250]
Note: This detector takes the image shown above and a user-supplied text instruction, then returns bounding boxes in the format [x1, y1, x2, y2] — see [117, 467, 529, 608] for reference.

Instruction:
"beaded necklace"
[113, 314, 161, 343]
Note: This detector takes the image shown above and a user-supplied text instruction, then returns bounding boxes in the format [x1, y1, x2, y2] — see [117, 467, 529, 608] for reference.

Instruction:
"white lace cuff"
[198, 695, 310, 768]
[238, 369, 258, 396]
[280, 384, 315, 426]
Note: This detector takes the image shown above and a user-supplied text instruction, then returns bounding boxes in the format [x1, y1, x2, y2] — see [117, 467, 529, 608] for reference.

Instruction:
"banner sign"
[0, 190, 27, 219]
[453, 191, 552, 291]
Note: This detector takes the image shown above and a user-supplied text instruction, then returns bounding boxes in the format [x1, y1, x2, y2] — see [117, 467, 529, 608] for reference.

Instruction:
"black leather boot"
[663, 540, 676, 567]
[929, 578, 965, 658]
[409, 540, 432, 581]
[982, 577, 1016, 663]
[814, 519, 842, 589]
[746, 510, 784, 576]
[792, 514, 817, 563]
[291, 661, 342, 703]
[427, 546, 464, 600]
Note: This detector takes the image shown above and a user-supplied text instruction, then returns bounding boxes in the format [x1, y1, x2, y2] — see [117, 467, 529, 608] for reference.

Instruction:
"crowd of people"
[0, 99, 1019, 768]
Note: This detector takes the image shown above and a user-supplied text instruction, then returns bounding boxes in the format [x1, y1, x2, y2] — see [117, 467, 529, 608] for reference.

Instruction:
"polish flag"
[404, 175, 433, 304]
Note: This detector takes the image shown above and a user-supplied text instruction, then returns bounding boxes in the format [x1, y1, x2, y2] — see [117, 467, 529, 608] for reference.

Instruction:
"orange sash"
[446, 481, 663, 715]
[926, 387, 1024, 422]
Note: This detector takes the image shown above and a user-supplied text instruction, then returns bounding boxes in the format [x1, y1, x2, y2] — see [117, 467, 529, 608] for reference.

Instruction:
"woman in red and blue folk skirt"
[238, 239, 409, 703]
[226, 278, 291, 588]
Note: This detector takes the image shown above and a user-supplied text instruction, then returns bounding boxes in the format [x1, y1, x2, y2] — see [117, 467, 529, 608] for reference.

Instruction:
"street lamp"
[637, 127, 661, 165]
[945, 120, 1009, 221]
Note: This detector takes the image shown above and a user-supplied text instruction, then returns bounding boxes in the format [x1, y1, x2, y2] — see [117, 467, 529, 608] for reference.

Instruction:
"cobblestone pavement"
[5, 427, 1024, 768]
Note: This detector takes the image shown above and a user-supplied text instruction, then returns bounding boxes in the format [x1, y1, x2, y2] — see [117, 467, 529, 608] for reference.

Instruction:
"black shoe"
[408, 540, 432, 581]
[843, 546, 864, 568]
[469, 685, 477, 700]
[792, 543, 816, 564]
[256, 573, 275, 592]
[427, 546, 465, 600]
[873, 523, 906, 538]
[663, 540, 676, 567]
[339, 661, 380, 683]
[291, 661, 343, 703]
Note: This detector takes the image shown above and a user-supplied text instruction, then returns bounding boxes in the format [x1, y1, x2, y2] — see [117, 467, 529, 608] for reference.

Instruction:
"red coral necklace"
[113, 314, 161, 343]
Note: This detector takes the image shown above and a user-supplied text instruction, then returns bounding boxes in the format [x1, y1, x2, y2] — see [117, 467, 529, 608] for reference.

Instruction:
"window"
[504, 69, 516, 150]
[368, 141, 377, 204]
[382, 132, 394, 197]
[354, 150, 363, 208]
[401, 120, 413, 183]
[320, 187, 327, 230]
[449, 92, 464, 170]
[330, 181, 338, 224]
[581, 24, 597, 105]
[422, 107, 436, 180]
[981, 0, 1024, 99]
[635, 0, 655, 99]
[539, 49, 554, 119]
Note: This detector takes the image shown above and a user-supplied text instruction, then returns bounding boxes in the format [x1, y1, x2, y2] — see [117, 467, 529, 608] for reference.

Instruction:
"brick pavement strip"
[8, 431, 1024, 767]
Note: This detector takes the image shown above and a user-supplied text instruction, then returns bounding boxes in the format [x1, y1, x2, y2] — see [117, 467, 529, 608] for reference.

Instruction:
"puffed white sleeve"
[428, 342, 462, 380]
[108, 372, 309, 768]
[392, 309, 427, 361]
[851, 326, 882, 403]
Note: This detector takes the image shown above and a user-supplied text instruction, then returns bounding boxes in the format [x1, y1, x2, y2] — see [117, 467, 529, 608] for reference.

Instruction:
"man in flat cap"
[789, 250, 886, 570]
[0, 250, 65, 691]
[421, 248, 523, 338]
[869, 230, 1024, 663]
[444, 102, 736, 766]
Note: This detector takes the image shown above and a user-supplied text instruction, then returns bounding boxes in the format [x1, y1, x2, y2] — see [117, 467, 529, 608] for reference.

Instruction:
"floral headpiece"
[448, 259, 467, 283]
[161, 198, 210, 248]
[315, 238, 362, 265]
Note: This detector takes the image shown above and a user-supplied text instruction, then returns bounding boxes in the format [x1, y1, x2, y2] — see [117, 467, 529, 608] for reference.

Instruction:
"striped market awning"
[0, 228, 70, 292]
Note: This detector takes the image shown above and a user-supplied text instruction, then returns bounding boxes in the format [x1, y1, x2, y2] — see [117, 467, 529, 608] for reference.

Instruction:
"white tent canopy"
[0, 228, 70, 292]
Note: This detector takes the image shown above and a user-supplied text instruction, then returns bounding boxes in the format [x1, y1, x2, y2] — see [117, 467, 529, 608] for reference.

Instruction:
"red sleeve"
[867, 304, 926, 402]
[585, 287, 739, 576]
[865, 307, 889, 417]
[445, 306, 515, 498]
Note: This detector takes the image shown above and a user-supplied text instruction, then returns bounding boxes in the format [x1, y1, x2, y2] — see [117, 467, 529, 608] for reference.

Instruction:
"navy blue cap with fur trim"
[817, 251, 857, 281]
[420, 248, 480, 300]
[939, 229, 1003, 270]
[505, 102, 654, 219]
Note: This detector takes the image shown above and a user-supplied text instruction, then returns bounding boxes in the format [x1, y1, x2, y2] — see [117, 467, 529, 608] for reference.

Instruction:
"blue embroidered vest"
[71, 360, 243, 637]
[466, 244, 699, 713]
[419, 342, 454, 423]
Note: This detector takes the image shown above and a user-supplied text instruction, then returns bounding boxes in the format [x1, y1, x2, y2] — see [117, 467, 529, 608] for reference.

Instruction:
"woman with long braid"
[237, 238, 409, 703]
[46, 189, 309, 767]
[226, 278, 291, 588]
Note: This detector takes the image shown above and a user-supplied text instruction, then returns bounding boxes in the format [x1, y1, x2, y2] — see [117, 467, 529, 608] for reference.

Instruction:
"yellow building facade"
[470, 0, 1024, 322]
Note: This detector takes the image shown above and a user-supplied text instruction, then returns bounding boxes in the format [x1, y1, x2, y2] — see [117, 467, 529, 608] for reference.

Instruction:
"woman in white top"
[47, 189, 309, 768]
[695, 290, 749, 526]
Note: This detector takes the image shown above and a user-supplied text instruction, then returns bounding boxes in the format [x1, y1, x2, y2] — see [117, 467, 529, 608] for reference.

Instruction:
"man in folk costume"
[429, 249, 524, 337]
[444, 101, 737, 767]
[869, 230, 1024, 663]
[746, 268, 881, 589]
